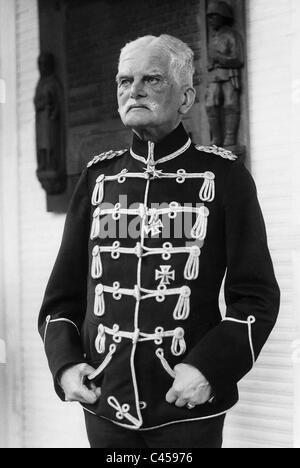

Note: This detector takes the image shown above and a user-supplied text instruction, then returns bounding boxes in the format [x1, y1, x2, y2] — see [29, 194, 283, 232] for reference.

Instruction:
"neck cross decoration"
[155, 265, 175, 287]
[143, 166, 164, 179]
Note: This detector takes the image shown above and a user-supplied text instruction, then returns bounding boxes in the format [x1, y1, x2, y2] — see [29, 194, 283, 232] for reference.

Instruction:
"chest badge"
[144, 211, 164, 237]
[155, 265, 175, 287]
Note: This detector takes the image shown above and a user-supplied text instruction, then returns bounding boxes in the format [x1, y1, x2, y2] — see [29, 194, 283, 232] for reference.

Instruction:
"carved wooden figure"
[34, 53, 66, 194]
[205, 1, 244, 148]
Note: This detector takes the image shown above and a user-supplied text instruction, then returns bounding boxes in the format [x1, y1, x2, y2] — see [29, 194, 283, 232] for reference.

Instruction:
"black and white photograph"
[0, 0, 299, 450]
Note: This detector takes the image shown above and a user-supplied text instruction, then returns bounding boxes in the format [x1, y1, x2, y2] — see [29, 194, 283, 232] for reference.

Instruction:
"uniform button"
[199, 206, 210, 217]
[205, 171, 215, 180]
[96, 174, 105, 183]
[92, 245, 100, 256]
[93, 207, 101, 217]
[139, 401, 147, 410]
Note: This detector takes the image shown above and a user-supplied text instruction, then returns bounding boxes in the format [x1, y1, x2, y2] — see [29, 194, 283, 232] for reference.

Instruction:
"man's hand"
[166, 363, 212, 408]
[59, 363, 101, 405]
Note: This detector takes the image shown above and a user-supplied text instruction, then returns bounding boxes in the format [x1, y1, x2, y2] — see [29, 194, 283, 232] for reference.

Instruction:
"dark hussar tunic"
[38, 124, 280, 430]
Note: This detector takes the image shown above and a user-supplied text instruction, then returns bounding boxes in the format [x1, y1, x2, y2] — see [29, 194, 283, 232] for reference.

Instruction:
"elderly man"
[39, 34, 280, 448]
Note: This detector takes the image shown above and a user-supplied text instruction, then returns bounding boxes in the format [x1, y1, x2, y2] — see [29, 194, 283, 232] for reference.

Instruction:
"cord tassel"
[92, 175, 105, 206]
[91, 246, 103, 279]
[171, 328, 186, 356]
[156, 348, 176, 379]
[94, 284, 105, 317]
[95, 324, 106, 354]
[184, 246, 201, 280]
[90, 207, 101, 240]
[89, 344, 116, 379]
[173, 287, 191, 320]
[191, 206, 209, 240]
[199, 172, 215, 202]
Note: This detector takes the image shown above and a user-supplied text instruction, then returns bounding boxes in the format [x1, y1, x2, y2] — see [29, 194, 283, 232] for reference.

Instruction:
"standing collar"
[130, 123, 192, 165]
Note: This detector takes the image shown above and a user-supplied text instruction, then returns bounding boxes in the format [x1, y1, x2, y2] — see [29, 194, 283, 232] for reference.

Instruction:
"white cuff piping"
[43, 316, 80, 343]
[222, 315, 256, 366]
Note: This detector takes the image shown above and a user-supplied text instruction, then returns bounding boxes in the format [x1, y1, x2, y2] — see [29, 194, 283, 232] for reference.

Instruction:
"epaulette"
[87, 149, 128, 168]
[195, 145, 237, 161]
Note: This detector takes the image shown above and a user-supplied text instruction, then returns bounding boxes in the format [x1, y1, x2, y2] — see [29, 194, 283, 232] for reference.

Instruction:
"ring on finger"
[186, 402, 196, 410]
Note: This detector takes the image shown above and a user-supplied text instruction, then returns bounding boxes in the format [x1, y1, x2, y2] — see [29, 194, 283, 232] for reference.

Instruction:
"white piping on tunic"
[130, 138, 192, 166]
[82, 404, 237, 431]
[126, 147, 153, 428]
[43, 316, 80, 343]
[222, 315, 256, 366]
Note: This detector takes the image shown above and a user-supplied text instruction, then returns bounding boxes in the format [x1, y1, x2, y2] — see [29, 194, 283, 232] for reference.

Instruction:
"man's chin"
[122, 116, 154, 129]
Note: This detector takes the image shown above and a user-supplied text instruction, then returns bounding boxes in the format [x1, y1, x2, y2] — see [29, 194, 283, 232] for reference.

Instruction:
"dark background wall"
[64, 0, 208, 174]
[38, 0, 247, 209]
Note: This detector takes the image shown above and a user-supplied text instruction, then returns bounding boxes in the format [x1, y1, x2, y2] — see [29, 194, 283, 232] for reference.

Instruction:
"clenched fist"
[166, 363, 212, 408]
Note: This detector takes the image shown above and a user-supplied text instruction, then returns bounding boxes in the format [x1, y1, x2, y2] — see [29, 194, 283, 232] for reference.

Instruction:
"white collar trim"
[130, 138, 192, 166]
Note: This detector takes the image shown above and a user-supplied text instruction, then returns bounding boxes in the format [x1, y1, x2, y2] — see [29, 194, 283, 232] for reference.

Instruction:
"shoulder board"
[195, 145, 237, 161]
[87, 149, 128, 168]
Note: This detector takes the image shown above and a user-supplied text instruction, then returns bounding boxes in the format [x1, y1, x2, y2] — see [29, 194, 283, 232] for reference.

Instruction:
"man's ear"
[179, 86, 196, 115]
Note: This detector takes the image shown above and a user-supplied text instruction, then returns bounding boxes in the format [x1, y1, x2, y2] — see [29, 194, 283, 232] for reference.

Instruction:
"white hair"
[119, 34, 195, 87]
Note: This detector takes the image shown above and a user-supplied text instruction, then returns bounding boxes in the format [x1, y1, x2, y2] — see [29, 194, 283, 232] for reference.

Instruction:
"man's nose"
[130, 80, 147, 99]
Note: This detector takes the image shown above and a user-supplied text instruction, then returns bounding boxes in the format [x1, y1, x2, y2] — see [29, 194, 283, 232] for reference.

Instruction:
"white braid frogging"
[87, 140, 217, 429]
[107, 396, 141, 427]
[90, 203, 210, 242]
[91, 168, 215, 206]
[94, 324, 186, 358]
[91, 242, 201, 281]
[93, 283, 191, 321]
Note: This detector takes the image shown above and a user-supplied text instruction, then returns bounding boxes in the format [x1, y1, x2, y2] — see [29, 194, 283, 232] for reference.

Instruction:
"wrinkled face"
[117, 45, 184, 137]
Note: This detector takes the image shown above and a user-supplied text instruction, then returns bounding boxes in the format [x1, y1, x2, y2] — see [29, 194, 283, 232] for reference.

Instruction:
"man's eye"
[119, 79, 131, 87]
[146, 77, 161, 85]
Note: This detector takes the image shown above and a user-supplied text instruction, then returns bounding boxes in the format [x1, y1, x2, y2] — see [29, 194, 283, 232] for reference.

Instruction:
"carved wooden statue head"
[38, 52, 55, 78]
[207, 1, 234, 30]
